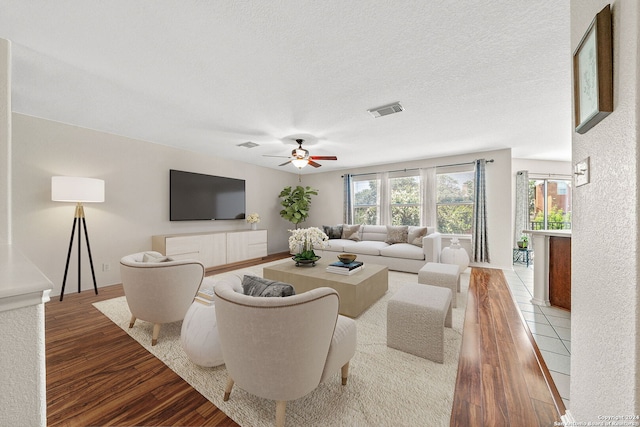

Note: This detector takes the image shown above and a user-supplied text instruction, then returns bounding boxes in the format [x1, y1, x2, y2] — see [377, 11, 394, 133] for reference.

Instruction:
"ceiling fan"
[265, 138, 337, 169]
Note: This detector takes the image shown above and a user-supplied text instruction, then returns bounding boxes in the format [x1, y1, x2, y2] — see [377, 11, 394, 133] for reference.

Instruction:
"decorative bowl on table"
[337, 253, 357, 264]
[292, 256, 320, 266]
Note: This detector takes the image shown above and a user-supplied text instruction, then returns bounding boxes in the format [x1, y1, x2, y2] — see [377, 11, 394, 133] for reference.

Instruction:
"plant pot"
[517, 241, 528, 249]
[292, 256, 320, 266]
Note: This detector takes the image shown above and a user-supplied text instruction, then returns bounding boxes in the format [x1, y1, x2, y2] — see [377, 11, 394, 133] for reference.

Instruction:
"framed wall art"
[573, 4, 613, 134]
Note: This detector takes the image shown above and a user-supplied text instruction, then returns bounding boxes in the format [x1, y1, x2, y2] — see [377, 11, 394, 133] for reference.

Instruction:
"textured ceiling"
[0, 1, 571, 174]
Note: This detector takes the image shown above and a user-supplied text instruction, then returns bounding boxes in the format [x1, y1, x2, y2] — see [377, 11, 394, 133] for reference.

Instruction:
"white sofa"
[317, 225, 441, 274]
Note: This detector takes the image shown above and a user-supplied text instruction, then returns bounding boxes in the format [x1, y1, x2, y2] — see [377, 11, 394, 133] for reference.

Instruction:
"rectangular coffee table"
[263, 258, 388, 318]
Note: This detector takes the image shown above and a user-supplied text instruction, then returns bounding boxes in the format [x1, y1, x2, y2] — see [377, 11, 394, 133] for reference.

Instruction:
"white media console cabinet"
[152, 229, 268, 270]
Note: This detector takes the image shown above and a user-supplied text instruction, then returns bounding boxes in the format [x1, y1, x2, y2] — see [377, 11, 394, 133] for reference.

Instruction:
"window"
[347, 166, 477, 232]
[390, 175, 420, 226]
[436, 169, 474, 234]
[529, 179, 572, 230]
[352, 177, 379, 225]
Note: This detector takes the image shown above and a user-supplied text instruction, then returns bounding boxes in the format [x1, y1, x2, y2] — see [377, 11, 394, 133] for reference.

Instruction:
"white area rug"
[93, 260, 469, 427]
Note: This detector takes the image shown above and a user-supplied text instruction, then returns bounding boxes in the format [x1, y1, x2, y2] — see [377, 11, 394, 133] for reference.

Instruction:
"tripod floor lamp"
[52, 176, 105, 301]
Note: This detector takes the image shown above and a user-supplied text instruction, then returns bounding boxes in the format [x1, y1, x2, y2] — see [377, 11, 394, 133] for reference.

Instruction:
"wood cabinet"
[152, 230, 267, 270]
[549, 236, 571, 310]
[525, 229, 571, 310]
[226, 230, 268, 264]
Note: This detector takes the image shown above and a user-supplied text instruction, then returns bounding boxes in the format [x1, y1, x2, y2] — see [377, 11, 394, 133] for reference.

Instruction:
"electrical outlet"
[102, 263, 111, 272]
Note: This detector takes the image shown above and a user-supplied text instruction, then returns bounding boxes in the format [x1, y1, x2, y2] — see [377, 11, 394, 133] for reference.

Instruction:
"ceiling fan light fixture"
[271, 137, 336, 169]
[291, 158, 308, 169]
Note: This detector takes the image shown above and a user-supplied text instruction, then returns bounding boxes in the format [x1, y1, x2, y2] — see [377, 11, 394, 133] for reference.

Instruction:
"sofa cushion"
[323, 225, 343, 239]
[320, 239, 354, 252]
[342, 224, 362, 241]
[380, 243, 426, 260]
[385, 225, 408, 244]
[408, 226, 428, 247]
[359, 225, 387, 242]
[241, 275, 296, 297]
[342, 240, 389, 256]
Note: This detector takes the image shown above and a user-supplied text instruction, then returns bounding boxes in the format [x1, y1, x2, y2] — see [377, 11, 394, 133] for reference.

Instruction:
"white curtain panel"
[377, 171, 390, 225]
[472, 159, 490, 263]
[514, 170, 529, 246]
[420, 167, 437, 228]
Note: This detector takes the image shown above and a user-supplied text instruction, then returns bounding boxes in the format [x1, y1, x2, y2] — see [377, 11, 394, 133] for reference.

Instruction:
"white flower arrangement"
[246, 213, 260, 224]
[288, 227, 328, 259]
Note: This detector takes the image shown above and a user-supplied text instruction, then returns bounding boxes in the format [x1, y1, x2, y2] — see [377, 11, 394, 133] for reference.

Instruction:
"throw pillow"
[407, 226, 428, 247]
[323, 225, 343, 240]
[142, 252, 173, 263]
[341, 224, 362, 241]
[241, 275, 296, 297]
[385, 225, 408, 244]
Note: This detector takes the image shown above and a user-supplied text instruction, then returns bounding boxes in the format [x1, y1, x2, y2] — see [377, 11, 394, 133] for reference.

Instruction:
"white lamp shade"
[51, 176, 105, 203]
[291, 158, 308, 168]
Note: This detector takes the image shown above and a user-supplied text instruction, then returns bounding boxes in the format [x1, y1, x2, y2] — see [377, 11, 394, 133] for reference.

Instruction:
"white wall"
[570, 0, 639, 420]
[0, 37, 47, 427]
[303, 148, 514, 269]
[11, 114, 297, 297]
[0, 304, 46, 427]
[0, 39, 9, 243]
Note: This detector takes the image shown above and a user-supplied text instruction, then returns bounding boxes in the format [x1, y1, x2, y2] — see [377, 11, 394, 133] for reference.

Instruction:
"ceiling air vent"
[237, 141, 260, 148]
[368, 102, 404, 118]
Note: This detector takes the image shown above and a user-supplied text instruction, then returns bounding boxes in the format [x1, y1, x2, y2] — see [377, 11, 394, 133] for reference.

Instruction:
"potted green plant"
[278, 185, 318, 226]
[517, 235, 529, 249]
[288, 227, 328, 266]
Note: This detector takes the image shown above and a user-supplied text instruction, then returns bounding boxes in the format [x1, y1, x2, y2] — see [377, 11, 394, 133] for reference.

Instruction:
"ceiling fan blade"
[308, 160, 322, 168]
[310, 156, 337, 161]
[263, 155, 291, 158]
[278, 160, 293, 166]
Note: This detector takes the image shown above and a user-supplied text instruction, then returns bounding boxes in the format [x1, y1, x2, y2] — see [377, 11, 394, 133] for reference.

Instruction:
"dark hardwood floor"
[46, 281, 238, 427]
[46, 259, 564, 426]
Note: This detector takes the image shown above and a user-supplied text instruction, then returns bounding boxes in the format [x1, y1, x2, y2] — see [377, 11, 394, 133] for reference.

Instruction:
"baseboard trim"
[561, 410, 575, 424]
[531, 297, 550, 306]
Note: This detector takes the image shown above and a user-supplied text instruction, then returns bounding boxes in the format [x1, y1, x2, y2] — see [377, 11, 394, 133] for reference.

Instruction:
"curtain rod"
[342, 158, 494, 178]
[526, 172, 572, 178]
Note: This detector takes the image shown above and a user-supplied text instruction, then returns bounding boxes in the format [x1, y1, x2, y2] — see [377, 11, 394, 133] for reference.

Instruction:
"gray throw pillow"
[241, 275, 296, 297]
[323, 225, 343, 239]
[385, 225, 408, 244]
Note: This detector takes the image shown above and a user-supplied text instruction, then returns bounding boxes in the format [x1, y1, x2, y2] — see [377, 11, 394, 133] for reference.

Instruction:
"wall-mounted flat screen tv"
[170, 169, 246, 221]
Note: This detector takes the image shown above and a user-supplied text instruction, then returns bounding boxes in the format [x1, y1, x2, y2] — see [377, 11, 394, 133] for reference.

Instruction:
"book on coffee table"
[194, 295, 214, 306]
[328, 261, 363, 269]
[197, 287, 215, 301]
[327, 265, 363, 275]
[326, 261, 364, 275]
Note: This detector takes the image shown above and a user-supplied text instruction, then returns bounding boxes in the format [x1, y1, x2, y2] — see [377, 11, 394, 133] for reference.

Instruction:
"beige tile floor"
[503, 264, 571, 409]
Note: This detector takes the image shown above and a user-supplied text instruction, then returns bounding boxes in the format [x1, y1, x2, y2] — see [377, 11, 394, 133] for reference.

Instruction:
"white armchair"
[120, 251, 204, 346]
[213, 276, 357, 427]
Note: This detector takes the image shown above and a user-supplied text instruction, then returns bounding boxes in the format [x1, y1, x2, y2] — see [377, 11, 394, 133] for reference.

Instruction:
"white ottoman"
[387, 283, 452, 363]
[418, 262, 460, 308]
[181, 300, 224, 367]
